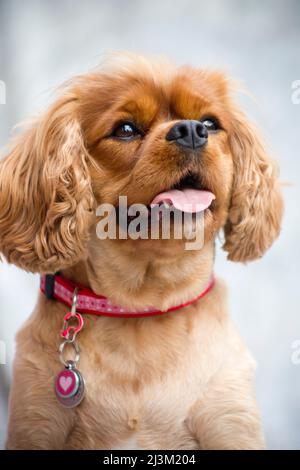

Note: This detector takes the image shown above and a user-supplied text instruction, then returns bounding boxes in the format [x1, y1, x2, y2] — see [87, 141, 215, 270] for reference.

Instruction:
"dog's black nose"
[166, 120, 208, 150]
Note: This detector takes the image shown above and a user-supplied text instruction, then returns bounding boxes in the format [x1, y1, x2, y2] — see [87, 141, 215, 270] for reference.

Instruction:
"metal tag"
[55, 360, 85, 408]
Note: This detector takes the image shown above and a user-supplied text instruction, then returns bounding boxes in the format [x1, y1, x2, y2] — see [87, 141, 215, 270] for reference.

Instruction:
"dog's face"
[81, 63, 233, 244]
[0, 55, 283, 273]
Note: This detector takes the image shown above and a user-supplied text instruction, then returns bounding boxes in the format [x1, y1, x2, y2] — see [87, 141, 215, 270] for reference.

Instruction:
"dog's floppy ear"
[0, 92, 95, 273]
[223, 108, 283, 262]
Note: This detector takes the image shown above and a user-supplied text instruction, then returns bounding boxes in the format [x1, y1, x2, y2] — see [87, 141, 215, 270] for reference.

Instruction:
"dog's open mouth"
[150, 172, 215, 213]
[115, 172, 216, 229]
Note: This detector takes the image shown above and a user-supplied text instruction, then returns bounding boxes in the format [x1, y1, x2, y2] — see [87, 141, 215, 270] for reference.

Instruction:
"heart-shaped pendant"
[55, 360, 85, 408]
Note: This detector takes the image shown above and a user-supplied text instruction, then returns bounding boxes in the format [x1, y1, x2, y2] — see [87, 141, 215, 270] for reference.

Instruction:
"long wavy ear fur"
[223, 109, 283, 262]
[0, 93, 95, 273]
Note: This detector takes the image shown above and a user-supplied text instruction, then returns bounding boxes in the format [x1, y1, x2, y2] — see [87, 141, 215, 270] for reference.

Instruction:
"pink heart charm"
[55, 369, 78, 398]
[55, 364, 85, 408]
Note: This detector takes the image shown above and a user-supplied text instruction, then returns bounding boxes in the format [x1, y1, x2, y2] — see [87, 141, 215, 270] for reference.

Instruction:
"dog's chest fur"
[59, 300, 227, 449]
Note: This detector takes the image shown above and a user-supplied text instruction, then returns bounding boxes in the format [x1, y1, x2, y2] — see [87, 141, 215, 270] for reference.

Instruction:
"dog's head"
[0, 54, 283, 273]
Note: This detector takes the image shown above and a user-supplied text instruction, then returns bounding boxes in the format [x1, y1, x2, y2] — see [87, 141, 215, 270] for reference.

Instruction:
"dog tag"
[55, 360, 85, 408]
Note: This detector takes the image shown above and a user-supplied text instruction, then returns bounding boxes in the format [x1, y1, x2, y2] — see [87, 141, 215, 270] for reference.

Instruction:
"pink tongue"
[150, 189, 215, 213]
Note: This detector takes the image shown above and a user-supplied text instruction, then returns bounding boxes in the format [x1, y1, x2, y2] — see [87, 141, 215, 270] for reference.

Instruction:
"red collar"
[40, 273, 215, 318]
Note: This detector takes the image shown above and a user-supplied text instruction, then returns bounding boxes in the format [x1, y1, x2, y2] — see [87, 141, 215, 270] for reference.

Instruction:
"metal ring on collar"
[59, 339, 80, 367]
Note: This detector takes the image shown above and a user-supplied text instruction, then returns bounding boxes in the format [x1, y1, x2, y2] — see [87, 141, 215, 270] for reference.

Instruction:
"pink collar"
[40, 273, 215, 318]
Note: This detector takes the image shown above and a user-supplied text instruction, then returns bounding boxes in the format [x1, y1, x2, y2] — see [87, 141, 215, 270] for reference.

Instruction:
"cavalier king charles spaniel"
[0, 53, 283, 449]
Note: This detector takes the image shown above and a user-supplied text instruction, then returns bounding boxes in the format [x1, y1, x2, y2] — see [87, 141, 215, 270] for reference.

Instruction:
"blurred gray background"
[0, 0, 299, 450]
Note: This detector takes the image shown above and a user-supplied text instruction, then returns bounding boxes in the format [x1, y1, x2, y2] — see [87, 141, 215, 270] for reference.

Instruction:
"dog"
[0, 53, 283, 449]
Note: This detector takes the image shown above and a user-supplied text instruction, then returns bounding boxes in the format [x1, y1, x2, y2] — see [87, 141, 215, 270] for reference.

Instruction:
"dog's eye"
[201, 117, 220, 132]
[112, 122, 141, 140]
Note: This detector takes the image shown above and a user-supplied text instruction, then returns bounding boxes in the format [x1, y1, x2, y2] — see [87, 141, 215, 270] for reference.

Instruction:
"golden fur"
[0, 53, 283, 449]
